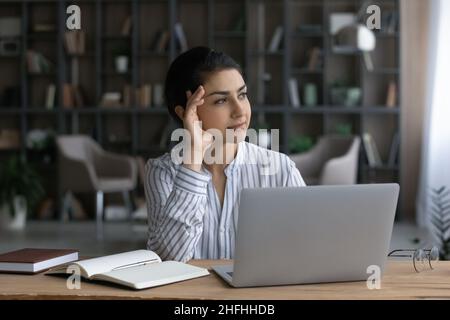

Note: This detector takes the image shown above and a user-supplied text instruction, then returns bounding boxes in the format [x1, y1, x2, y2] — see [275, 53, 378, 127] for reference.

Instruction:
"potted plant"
[112, 43, 131, 74]
[0, 155, 45, 230]
[288, 135, 314, 154]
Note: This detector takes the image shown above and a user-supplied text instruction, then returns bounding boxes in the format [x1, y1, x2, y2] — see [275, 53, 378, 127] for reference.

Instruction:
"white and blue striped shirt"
[144, 141, 306, 262]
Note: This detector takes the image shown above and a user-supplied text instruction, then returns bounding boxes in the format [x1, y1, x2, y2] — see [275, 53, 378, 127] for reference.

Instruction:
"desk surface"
[1, 260, 450, 300]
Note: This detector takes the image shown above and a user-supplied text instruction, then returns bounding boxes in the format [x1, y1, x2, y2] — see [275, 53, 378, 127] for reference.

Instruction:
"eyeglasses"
[388, 246, 440, 272]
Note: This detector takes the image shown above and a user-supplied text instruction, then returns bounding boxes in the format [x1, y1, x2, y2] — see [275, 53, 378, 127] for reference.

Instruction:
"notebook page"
[76, 250, 161, 278]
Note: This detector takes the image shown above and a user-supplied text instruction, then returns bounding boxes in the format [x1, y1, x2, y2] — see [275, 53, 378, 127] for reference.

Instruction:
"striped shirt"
[144, 141, 306, 262]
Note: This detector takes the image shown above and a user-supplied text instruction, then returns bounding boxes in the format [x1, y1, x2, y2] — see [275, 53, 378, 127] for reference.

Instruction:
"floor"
[0, 221, 433, 257]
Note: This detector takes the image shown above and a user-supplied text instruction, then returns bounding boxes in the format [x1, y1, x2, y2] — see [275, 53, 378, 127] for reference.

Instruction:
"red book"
[0, 248, 79, 274]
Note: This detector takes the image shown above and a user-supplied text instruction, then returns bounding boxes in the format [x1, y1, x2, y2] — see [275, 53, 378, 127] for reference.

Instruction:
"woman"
[145, 46, 306, 262]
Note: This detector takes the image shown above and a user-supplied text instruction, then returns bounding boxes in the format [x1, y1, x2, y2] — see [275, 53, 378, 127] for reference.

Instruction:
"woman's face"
[196, 68, 251, 144]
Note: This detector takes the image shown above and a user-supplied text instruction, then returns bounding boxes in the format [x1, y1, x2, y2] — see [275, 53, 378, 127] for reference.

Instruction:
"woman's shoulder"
[242, 141, 295, 166]
[145, 152, 181, 174]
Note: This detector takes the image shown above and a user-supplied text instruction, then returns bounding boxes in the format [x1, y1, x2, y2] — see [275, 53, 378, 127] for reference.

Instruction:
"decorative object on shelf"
[429, 186, 450, 260]
[330, 12, 355, 35]
[303, 83, 318, 107]
[0, 155, 45, 231]
[288, 135, 314, 154]
[112, 43, 130, 74]
[26, 50, 54, 74]
[330, 81, 361, 107]
[26, 129, 55, 164]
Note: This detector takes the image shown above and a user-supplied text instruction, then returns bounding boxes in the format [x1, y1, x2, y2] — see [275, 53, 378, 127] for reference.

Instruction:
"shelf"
[291, 68, 323, 75]
[367, 68, 399, 75]
[214, 31, 246, 38]
[363, 164, 399, 171]
[101, 71, 132, 77]
[138, 51, 168, 58]
[27, 72, 57, 77]
[25, 108, 57, 114]
[0, 108, 22, 114]
[249, 50, 283, 56]
[102, 35, 131, 41]
[291, 32, 324, 38]
[27, 33, 56, 41]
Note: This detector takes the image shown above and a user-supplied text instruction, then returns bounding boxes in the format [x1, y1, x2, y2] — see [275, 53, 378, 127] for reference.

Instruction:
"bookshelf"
[0, 0, 402, 218]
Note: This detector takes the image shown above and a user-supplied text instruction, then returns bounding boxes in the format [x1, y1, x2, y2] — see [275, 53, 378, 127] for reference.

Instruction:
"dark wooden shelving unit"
[0, 0, 402, 218]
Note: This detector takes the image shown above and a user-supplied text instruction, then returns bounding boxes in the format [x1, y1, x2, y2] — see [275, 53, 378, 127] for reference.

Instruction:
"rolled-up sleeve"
[144, 159, 211, 262]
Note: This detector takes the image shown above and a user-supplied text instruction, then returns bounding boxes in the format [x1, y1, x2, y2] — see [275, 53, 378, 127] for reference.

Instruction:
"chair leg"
[96, 191, 104, 240]
[122, 191, 133, 220]
[60, 191, 71, 222]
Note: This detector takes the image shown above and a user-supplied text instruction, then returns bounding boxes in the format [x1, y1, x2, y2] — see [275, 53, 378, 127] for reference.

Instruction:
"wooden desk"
[1, 260, 450, 300]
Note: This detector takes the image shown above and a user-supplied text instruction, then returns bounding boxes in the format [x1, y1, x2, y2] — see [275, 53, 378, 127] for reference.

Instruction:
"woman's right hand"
[179, 85, 213, 172]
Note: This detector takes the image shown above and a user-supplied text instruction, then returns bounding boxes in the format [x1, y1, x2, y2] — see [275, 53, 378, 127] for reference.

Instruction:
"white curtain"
[416, 0, 450, 227]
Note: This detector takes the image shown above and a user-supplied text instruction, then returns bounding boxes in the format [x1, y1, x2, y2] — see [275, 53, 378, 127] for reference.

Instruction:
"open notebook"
[45, 250, 209, 290]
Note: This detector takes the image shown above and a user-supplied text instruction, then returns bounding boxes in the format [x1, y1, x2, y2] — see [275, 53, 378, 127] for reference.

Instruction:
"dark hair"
[164, 46, 243, 125]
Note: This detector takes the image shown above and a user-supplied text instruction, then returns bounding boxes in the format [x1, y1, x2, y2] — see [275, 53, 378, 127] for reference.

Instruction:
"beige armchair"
[56, 135, 138, 240]
[289, 135, 361, 185]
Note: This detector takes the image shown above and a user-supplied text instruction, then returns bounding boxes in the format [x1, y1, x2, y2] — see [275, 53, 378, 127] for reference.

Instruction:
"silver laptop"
[212, 183, 399, 287]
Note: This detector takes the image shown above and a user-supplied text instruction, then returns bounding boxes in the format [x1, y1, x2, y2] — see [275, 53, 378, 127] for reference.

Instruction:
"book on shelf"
[0, 248, 78, 274]
[362, 132, 383, 168]
[64, 31, 85, 55]
[288, 77, 301, 108]
[46, 250, 209, 290]
[388, 131, 399, 167]
[307, 47, 323, 71]
[174, 23, 188, 52]
[134, 84, 154, 108]
[32, 23, 56, 33]
[121, 15, 132, 36]
[45, 84, 56, 110]
[62, 83, 74, 109]
[150, 30, 169, 53]
[381, 11, 398, 34]
[123, 85, 133, 107]
[100, 92, 122, 108]
[232, 11, 245, 32]
[386, 81, 397, 108]
[268, 26, 283, 53]
[62, 84, 86, 109]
